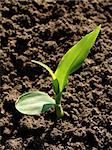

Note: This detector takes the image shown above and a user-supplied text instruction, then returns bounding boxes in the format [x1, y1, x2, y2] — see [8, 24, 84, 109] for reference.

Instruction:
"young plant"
[15, 25, 101, 118]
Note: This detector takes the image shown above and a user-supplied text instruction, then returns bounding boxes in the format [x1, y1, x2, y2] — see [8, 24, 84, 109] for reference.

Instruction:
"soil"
[0, 0, 112, 150]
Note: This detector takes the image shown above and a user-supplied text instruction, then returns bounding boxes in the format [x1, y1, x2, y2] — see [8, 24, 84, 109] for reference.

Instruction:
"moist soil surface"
[0, 0, 112, 150]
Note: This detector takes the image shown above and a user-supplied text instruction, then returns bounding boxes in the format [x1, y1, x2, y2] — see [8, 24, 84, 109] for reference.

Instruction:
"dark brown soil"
[0, 0, 112, 149]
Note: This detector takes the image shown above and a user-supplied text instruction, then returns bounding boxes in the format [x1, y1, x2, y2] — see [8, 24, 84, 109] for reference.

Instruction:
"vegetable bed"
[0, 0, 112, 149]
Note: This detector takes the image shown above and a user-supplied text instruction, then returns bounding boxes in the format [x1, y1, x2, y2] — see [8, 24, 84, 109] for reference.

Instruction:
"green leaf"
[31, 60, 59, 95]
[52, 79, 59, 95]
[31, 60, 56, 80]
[55, 25, 101, 92]
[15, 91, 55, 115]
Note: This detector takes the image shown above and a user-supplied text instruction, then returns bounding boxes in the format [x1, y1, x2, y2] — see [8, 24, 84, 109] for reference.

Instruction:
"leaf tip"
[31, 60, 35, 63]
[96, 24, 101, 33]
[98, 24, 101, 30]
[99, 24, 101, 28]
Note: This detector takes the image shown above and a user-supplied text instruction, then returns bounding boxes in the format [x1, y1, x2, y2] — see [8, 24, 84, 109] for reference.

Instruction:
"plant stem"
[55, 104, 64, 118]
[55, 93, 64, 118]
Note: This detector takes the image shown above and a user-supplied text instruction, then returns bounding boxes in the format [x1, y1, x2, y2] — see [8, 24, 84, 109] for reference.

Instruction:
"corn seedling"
[15, 25, 101, 118]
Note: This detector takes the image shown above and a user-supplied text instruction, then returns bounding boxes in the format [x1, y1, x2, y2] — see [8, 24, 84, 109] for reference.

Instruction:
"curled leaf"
[31, 60, 56, 80]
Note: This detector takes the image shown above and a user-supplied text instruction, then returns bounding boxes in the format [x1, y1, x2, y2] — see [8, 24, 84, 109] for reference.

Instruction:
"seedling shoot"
[15, 25, 101, 118]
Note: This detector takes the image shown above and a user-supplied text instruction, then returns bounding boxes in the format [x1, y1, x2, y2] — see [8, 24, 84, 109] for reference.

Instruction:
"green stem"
[55, 104, 64, 118]
[55, 93, 64, 118]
